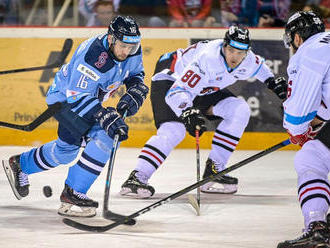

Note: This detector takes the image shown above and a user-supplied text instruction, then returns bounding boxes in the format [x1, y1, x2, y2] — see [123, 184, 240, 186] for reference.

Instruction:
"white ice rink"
[0, 146, 303, 248]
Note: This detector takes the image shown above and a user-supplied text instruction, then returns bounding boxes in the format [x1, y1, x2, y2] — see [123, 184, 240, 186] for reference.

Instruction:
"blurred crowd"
[0, 0, 329, 28]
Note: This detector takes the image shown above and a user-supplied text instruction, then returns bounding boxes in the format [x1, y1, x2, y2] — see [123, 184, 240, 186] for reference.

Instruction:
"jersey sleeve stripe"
[250, 59, 264, 78]
[284, 110, 317, 125]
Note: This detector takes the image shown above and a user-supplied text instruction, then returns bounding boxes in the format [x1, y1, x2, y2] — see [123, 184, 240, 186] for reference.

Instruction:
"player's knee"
[294, 141, 325, 177]
[54, 138, 80, 164]
[92, 130, 113, 155]
[231, 98, 251, 127]
[157, 122, 186, 147]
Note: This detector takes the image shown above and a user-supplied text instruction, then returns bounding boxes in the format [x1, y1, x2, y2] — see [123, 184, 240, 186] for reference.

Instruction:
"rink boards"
[0, 28, 297, 150]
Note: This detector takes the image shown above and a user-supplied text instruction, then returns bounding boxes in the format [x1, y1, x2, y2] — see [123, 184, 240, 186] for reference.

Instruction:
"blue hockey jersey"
[46, 34, 145, 116]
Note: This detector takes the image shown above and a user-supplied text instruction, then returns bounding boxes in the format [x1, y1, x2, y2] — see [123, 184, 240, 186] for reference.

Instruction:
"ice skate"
[2, 155, 30, 200]
[58, 184, 99, 217]
[277, 221, 330, 248]
[201, 158, 238, 194]
[120, 170, 155, 199]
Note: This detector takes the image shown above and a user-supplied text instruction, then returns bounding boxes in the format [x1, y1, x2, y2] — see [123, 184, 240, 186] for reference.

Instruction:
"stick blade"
[103, 211, 136, 225]
[62, 218, 110, 233]
[188, 195, 200, 216]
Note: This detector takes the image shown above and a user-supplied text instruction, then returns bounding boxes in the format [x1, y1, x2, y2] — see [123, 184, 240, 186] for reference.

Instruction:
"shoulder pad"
[84, 37, 115, 73]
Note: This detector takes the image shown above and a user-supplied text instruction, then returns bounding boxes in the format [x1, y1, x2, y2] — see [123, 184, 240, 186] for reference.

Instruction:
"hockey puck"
[43, 186, 52, 198]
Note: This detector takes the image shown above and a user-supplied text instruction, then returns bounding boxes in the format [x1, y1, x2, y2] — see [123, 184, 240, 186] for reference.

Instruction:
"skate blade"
[188, 195, 200, 216]
[201, 182, 237, 194]
[119, 187, 152, 199]
[2, 160, 22, 200]
[58, 203, 96, 217]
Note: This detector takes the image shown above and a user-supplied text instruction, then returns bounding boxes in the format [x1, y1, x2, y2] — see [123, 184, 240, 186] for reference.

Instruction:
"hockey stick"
[102, 112, 136, 225]
[0, 102, 62, 131]
[63, 138, 291, 232]
[0, 39, 73, 75]
[188, 128, 201, 216]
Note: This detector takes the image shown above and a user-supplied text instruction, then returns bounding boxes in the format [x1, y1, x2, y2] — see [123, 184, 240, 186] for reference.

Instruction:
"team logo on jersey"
[192, 62, 205, 75]
[289, 69, 297, 74]
[95, 52, 108, 68]
[77, 64, 100, 81]
[178, 102, 188, 109]
[200, 87, 220, 95]
[107, 81, 121, 90]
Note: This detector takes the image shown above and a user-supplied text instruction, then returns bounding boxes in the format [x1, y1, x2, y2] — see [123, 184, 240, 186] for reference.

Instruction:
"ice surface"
[0, 146, 302, 248]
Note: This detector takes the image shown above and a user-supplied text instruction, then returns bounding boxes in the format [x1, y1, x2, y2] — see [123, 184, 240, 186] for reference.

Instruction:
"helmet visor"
[283, 32, 292, 49]
[121, 34, 141, 55]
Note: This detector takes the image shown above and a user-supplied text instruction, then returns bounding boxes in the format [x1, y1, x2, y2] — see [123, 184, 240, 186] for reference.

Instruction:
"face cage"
[112, 36, 140, 55]
[283, 32, 292, 49]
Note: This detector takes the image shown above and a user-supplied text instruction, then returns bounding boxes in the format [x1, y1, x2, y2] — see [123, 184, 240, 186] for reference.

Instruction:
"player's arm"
[165, 59, 207, 117]
[165, 58, 208, 136]
[117, 52, 149, 117]
[283, 69, 323, 146]
[253, 54, 288, 100]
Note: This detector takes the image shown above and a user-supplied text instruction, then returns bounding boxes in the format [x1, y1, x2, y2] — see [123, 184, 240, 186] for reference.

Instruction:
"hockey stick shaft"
[0, 39, 73, 75]
[63, 138, 291, 232]
[195, 129, 201, 207]
[0, 102, 62, 131]
[102, 112, 135, 225]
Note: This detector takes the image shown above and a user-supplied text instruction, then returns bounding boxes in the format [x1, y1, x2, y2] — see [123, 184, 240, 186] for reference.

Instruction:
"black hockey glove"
[180, 107, 206, 137]
[95, 107, 128, 141]
[117, 83, 149, 117]
[265, 77, 287, 100]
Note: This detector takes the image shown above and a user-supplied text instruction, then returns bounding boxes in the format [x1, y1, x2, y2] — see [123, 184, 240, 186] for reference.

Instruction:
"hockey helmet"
[224, 26, 251, 50]
[108, 16, 141, 55]
[283, 11, 325, 49]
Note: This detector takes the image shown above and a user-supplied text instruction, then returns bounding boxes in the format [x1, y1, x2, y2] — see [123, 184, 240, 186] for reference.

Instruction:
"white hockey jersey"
[283, 32, 330, 135]
[161, 39, 274, 116]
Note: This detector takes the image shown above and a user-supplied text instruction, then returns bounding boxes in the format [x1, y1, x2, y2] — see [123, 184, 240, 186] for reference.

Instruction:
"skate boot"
[58, 184, 99, 217]
[2, 155, 30, 200]
[119, 170, 155, 199]
[277, 221, 330, 248]
[201, 158, 238, 194]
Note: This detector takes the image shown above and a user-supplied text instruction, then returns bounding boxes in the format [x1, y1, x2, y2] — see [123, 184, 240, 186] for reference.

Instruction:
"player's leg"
[58, 126, 115, 217]
[120, 79, 186, 198]
[2, 125, 81, 200]
[120, 121, 186, 198]
[196, 90, 250, 194]
[277, 139, 330, 248]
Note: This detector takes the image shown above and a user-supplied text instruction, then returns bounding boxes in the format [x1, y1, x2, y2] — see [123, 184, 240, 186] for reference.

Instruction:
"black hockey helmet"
[283, 11, 325, 49]
[224, 25, 251, 50]
[108, 15, 141, 55]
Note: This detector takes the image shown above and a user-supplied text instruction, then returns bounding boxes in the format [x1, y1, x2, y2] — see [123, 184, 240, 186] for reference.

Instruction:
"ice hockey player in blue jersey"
[119, 25, 288, 199]
[1, 15, 149, 217]
[277, 11, 330, 248]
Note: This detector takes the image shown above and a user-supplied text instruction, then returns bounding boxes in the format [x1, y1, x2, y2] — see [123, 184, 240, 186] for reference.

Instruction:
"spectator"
[303, 0, 330, 28]
[168, 0, 212, 27]
[118, 0, 168, 27]
[0, 0, 21, 25]
[79, 0, 118, 26]
[258, 0, 291, 27]
[219, 0, 241, 27]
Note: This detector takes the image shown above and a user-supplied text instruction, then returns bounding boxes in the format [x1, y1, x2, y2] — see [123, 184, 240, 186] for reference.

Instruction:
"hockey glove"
[180, 107, 206, 137]
[288, 122, 325, 147]
[117, 83, 149, 117]
[265, 77, 287, 100]
[95, 107, 128, 141]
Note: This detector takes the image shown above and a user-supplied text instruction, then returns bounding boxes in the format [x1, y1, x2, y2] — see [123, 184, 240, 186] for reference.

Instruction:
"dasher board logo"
[77, 64, 100, 81]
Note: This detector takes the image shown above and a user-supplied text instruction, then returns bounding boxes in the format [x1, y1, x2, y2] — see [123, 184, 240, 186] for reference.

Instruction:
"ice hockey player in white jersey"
[120, 25, 288, 198]
[277, 11, 330, 248]
[1, 16, 149, 217]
